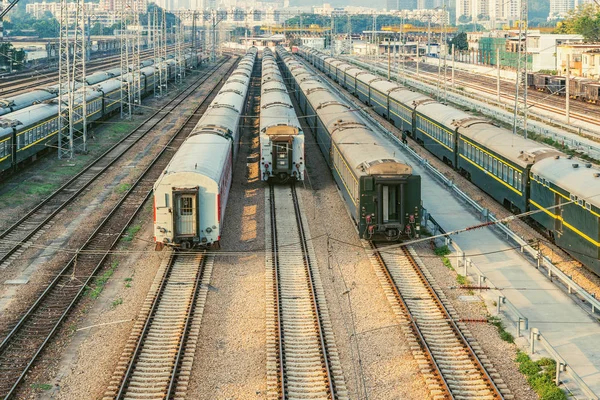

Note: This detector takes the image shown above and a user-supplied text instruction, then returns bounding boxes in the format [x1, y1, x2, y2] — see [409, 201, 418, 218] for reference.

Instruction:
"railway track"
[0, 44, 190, 98]
[102, 250, 214, 399]
[0, 57, 230, 270]
[0, 57, 239, 399]
[265, 184, 348, 400]
[367, 243, 510, 399]
[398, 61, 600, 129]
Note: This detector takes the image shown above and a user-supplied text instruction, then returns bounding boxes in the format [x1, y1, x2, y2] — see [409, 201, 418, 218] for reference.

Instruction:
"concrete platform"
[413, 155, 600, 397]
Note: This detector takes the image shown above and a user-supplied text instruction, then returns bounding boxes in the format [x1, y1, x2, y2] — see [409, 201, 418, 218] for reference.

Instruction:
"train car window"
[508, 168, 514, 186]
[502, 164, 507, 181]
[517, 173, 522, 191]
[570, 194, 576, 202]
[493, 159, 498, 175]
[585, 202, 591, 211]
[578, 199, 584, 206]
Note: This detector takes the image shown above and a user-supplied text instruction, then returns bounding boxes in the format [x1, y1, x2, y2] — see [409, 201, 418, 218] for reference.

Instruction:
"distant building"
[300, 37, 325, 50]
[557, 43, 600, 77]
[456, 0, 521, 26]
[582, 49, 600, 79]
[476, 30, 583, 71]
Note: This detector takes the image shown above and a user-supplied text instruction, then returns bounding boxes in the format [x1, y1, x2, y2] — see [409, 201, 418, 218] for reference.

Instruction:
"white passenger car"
[153, 48, 257, 249]
[259, 48, 304, 182]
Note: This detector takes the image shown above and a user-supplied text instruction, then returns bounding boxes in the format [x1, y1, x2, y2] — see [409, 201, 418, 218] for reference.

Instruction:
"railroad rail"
[367, 243, 510, 399]
[103, 250, 214, 399]
[397, 60, 600, 129]
[0, 58, 239, 399]
[0, 43, 190, 98]
[265, 184, 348, 400]
[0, 57, 230, 270]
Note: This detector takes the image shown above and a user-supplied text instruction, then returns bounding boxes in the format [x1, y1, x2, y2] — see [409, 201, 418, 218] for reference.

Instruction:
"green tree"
[458, 15, 472, 23]
[90, 22, 104, 36]
[33, 18, 59, 38]
[449, 32, 468, 51]
[0, 43, 26, 71]
[555, 4, 600, 42]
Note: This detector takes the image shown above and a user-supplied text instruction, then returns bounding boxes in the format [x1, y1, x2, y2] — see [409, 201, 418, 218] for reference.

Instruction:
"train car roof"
[370, 79, 401, 94]
[459, 122, 561, 168]
[388, 86, 432, 105]
[95, 78, 122, 93]
[0, 90, 56, 110]
[85, 72, 112, 85]
[532, 156, 600, 208]
[157, 133, 230, 184]
[332, 123, 413, 177]
[0, 103, 57, 128]
[416, 101, 475, 131]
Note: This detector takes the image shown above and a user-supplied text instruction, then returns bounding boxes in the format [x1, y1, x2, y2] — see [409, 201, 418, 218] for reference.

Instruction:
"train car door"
[174, 193, 197, 238]
[275, 141, 291, 172]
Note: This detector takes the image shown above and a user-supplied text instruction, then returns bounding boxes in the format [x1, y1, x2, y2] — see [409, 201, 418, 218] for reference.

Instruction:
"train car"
[547, 76, 566, 95]
[530, 156, 600, 275]
[388, 87, 431, 137]
[533, 74, 552, 92]
[355, 71, 381, 104]
[0, 89, 57, 117]
[526, 72, 535, 88]
[457, 122, 560, 213]
[370, 79, 399, 119]
[153, 48, 257, 249]
[584, 83, 600, 103]
[277, 46, 421, 241]
[0, 103, 59, 170]
[569, 77, 593, 99]
[259, 48, 304, 182]
[298, 47, 600, 273]
[413, 102, 467, 167]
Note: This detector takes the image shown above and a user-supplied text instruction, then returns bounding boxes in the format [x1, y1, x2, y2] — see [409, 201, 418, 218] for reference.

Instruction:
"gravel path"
[15, 207, 165, 399]
[414, 242, 538, 400]
[185, 68, 267, 399]
[294, 98, 430, 398]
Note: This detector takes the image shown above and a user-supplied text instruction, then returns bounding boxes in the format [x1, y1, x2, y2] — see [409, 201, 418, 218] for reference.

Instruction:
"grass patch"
[112, 297, 123, 308]
[515, 351, 567, 400]
[441, 256, 454, 270]
[30, 383, 53, 391]
[26, 182, 57, 197]
[456, 274, 468, 285]
[434, 245, 450, 256]
[124, 277, 133, 288]
[115, 183, 132, 194]
[86, 261, 119, 299]
[122, 224, 142, 242]
[488, 316, 515, 343]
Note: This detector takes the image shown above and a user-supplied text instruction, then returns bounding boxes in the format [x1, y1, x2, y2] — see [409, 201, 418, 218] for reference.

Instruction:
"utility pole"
[175, 18, 184, 84]
[120, 2, 130, 119]
[153, 7, 158, 96]
[442, 0, 448, 103]
[58, 0, 87, 159]
[497, 47, 501, 102]
[131, 6, 141, 114]
[330, 12, 334, 56]
[523, 1, 529, 139]
[346, 14, 351, 54]
[566, 54, 570, 124]
[512, 4, 526, 136]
